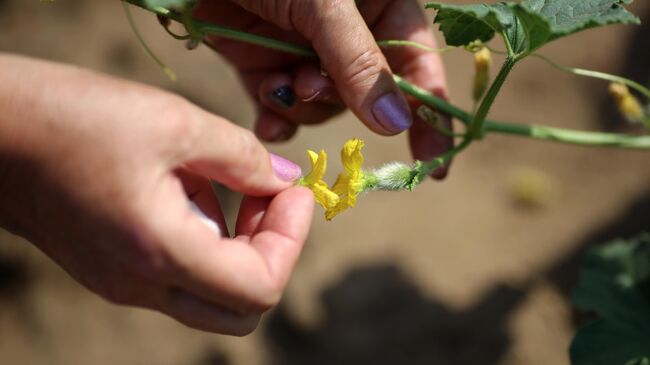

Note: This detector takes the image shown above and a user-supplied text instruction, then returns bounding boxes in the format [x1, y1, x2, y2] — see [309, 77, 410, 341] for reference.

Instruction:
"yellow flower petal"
[300, 149, 340, 212]
[609, 83, 644, 122]
[325, 138, 366, 220]
[300, 139, 368, 221]
[341, 138, 364, 175]
[313, 182, 340, 210]
[304, 150, 327, 184]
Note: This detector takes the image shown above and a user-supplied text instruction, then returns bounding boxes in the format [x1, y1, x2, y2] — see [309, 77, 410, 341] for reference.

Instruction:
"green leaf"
[424, 2, 527, 52]
[627, 357, 650, 365]
[143, 0, 192, 9]
[426, 0, 640, 54]
[570, 234, 650, 365]
[571, 319, 650, 365]
[515, 0, 641, 51]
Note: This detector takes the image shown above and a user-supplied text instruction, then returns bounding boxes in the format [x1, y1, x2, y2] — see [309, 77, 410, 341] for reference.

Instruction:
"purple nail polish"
[270, 153, 302, 182]
[372, 93, 413, 134]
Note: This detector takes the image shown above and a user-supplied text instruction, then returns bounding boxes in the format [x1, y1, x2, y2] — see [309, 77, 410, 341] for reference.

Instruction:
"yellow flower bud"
[609, 82, 645, 123]
[473, 47, 492, 102]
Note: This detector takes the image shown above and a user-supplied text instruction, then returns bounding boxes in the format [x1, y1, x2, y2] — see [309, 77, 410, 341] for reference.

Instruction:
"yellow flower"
[609, 82, 645, 123]
[473, 47, 492, 102]
[300, 150, 340, 212]
[327, 139, 366, 220]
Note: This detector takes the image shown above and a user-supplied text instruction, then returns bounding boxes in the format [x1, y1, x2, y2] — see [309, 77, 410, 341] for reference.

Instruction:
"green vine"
[121, 0, 650, 151]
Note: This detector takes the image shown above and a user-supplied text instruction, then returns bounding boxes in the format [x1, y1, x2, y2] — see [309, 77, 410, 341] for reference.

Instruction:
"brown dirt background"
[1, 1, 649, 364]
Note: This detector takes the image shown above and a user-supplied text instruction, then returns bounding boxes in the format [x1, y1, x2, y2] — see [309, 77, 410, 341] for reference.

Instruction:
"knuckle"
[149, 94, 202, 156]
[343, 48, 385, 90]
[234, 128, 265, 168]
[238, 128, 260, 156]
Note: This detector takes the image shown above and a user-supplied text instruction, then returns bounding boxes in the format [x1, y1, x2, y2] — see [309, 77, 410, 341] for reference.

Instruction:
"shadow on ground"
[265, 265, 523, 365]
[259, 188, 650, 365]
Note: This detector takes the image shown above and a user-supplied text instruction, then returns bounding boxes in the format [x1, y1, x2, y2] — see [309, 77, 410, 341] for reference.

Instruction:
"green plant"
[114, 1, 650, 360]
[120, 0, 649, 219]
[571, 233, 650, 365]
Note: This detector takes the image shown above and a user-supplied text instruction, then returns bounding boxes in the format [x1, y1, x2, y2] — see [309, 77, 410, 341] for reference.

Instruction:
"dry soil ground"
[0, 1, 649, 365]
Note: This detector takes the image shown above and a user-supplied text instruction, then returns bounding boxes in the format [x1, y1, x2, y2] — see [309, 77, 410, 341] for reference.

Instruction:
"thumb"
[235, 0, 412, 136]
[182, 110, 302, 197]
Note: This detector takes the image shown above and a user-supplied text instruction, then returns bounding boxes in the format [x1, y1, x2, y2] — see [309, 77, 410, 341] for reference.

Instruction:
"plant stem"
[486, 121, 650, 149]
[393, 75, 471, 122]
[122, 0, 650, 150]
[121, 1, 176, 80]
[470, 57, 517, 139]
[377, 40, 452, 53]
[126, 0, 318, 58]
[531, 53, 650, 100]
[420, 137, 472, 176]
[395, 75, 650, 149]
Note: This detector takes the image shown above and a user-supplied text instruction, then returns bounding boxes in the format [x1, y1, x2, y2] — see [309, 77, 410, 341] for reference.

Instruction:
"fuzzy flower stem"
[367, 137, 472, 193]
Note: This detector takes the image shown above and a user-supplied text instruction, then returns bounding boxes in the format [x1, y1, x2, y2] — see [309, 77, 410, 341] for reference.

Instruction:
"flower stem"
[531, 53, 650, 100]
[486, 121, 650, 148]
[121, 1, 176, 81]
[125, 0, 318, 58]
[377, 40, 453, 54]
[469, 57, 517, 139]
[419, 137, 472, 176]
[394, 76, 650, 149]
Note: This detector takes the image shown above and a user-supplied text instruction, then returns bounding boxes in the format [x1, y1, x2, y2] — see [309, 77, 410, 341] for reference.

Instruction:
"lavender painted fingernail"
[270, 153, 302, 182]
[372, 92, 413, 134]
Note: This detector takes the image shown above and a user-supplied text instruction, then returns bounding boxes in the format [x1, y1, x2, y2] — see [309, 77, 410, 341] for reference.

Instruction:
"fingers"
[409, 112, 454, 179]
[293, 64, 341, 106]
[369, 0, 454, 178]
[251, 64, 344, 142]
[176, 168, 229, 236]
[247, 186, 313, 290]
[293, 1, 413, 135]
[257, 72, 342, 125]
[160, 288, 260, 336]
[180, 109, 302, 196]
[255, 111, 298, 142]
[161, 186, 314, 315]
[235, 195, 271, 238]
[232, 0, 413, 136]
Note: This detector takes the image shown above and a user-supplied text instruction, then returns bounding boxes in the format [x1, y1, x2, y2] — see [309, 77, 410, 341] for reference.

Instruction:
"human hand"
[194, 0, 453, 178]
[0, 54, 314, 335]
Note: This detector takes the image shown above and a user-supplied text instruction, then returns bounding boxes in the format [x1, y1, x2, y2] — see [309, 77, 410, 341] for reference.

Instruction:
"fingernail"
[269, 86, 295, 109]
[302, 87, 334, 103]
[372, 92, 413, 133]
[270, 153, 302, 182]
